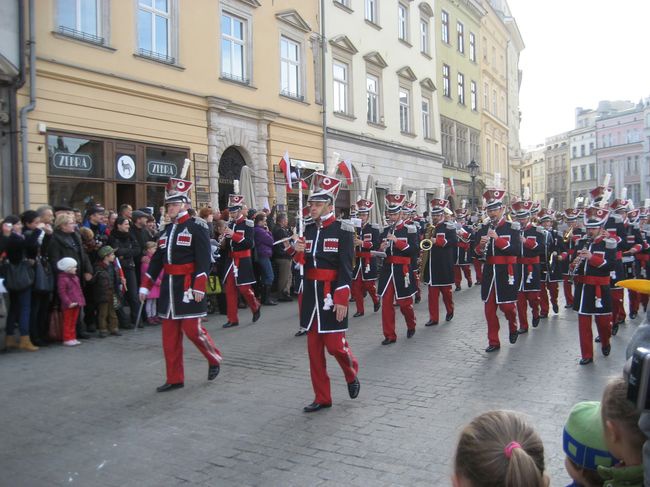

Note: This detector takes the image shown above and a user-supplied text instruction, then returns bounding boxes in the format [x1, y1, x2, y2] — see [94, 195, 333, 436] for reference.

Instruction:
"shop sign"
[116, 154, 136, 180]
[52, 152, 93, 171]
[147, 160, 178, 178]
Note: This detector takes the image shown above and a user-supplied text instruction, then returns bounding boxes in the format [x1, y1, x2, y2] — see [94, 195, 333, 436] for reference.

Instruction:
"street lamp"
[468, 159, 479, 212]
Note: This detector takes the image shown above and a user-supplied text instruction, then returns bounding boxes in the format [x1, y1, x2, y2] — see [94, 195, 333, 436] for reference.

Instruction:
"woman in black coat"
[109, 216, 141, 325]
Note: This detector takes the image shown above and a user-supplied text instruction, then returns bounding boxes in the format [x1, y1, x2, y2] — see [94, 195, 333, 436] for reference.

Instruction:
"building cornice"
[275, 10, 312, 33]
[207, 96, 279, 122]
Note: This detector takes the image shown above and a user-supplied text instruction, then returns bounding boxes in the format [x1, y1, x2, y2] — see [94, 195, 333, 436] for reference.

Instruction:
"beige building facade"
[16, 0, 322, 212]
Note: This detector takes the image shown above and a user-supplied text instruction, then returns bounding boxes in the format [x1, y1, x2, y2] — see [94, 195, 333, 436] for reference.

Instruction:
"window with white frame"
[420, 18, 430, 54]
[457, 72, 465, 105]
[470, 80, 477, 111]
[57, 0, 103, 42]
[221, 12, 247, 82]
[457, 21, 464, 54]
[280, 36, 302, 99]
[442, 64, 450, 98]
[398, 3, 409, 41]
[365, 0, 377, 23]
[335, 0, 351, 8]
[366, 74, 379, 124]
[399, 88, 411, 133]
[483, 82, 489, 109]
[138, 0, 174, 62]
[441, 10, 449, 44]
[333, 61, 349, 114]
[422, 97, 431, 139]
[469, 32, 476, 62]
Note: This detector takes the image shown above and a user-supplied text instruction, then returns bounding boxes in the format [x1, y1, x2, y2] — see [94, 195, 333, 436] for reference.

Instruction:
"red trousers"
[351, 276, 379, 314]
[162, 318, 222, 384]
[428, 285, 453, 322]
[611, 288, 625, 323]
[381, 281, 416, 341]
[563, 276, 574, 306]
[540, 281, 559, 315]
[224, 273, 260, 323]
[307, 326, 358, 405]
[62, 307, 79, 342]
[454, 265, 473, 287]
[517, 291, 540, 331]
[628, 290, 640, 315]
[578, 314, 611, 360]
[485, 288, 518, 347]
[473, 259, 483, 283]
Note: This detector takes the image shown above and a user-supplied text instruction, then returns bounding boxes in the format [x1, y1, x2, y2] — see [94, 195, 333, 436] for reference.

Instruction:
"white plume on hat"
[393, 177, 403, 193]
[548, 198, 554, 211]
[57, 257, 78, 272]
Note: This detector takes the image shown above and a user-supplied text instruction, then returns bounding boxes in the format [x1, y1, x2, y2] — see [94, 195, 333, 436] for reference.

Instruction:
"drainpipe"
[19, 0, 35, 211]
[320, 0, 328, 173]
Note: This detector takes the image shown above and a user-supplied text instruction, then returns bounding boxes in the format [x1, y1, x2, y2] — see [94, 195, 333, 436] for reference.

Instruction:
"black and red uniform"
[516, 223, 544, 331]
[141, 212, 222, 385]
[539, 227, 566, 316]
[454, 224, 473, 289]
[423, 220, 457, 324]
[351, 221, 381, 315]
[560, 222, 584, 307]
[378, 221, 418, 341]
[604, 215, 628, 324]
[622, 219, 644, 317]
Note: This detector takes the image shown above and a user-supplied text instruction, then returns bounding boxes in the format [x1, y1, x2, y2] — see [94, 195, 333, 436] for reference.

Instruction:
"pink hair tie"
[504, 441, 521, 459]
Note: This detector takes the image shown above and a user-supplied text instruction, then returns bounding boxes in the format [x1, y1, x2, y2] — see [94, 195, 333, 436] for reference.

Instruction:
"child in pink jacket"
[141, 242, 163, 324]
[57, 257, 86, 346]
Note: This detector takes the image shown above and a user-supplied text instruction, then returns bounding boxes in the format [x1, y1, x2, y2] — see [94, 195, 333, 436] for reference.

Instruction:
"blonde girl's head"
[601, 376, 644, 464]
[453, 410, 548, 487]
[144, 241, 157, 256]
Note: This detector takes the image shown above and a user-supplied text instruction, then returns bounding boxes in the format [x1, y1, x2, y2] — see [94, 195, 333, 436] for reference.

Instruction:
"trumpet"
[563, 226, 574, 244]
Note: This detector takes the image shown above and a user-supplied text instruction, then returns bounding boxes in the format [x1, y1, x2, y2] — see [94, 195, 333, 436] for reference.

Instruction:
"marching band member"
[351, 198, 381, 317]
[378, 192, 418, 344]
[453, 206, 473, 290]
[560, 206, 584, 308]
[423, 196, 457, 327]
[221, 192, 261, 328]
[474, 187, 521, 353]
[139, 175, 221, 392]
[620, 202, 644, 319]
[292, 173, 359, 413]
[403, 200, 422, 304]
[538, 204, 565, 318]
[287, 205, 313, 337]
[571, 203, 616, 365]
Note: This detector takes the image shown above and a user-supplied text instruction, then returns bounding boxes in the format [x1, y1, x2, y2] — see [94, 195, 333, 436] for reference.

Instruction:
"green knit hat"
[563, 401, 617, 471]
[98, 246, 115, 259]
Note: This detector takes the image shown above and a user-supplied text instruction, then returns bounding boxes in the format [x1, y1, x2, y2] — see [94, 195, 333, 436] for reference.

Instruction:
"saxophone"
[418, 223, 435, 277]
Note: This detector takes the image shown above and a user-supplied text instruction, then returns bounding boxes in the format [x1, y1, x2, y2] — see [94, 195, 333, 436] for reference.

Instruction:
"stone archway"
[217, 146, 248, 210]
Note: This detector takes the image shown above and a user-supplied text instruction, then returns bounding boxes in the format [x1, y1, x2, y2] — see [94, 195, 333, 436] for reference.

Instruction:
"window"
[420, 19, 430, 54]
[457, 22, 464, 54]
[399, 88, 411, 133]
[366, 74, 379, 124]
[457, 73, 465, 105]
[335, 0, 351, 7]
[442, 64, 450, 98]
[469, 32, 476, 62]
[57, 0, 103, 43]
[398, 3, 409, 41]
[483, 82, 489, 109]
[441, 118, 455, 165]
[441, 10, 449, 44]
[470, 81, 477, 111]
[422, 97, 431, 139]
[470, 129, 480, 164]
[456, 125, 467, 163]
[280, 36, 302, 99]
[581, 166, 586, 181]
[221, 12, 247, 82]
[589, 163, 596, 179]
[333, 61, 349, 114]
[492, 89, 497, 114]
[572, 146, 577, 158]
[138, 0, 174, 62]
[365, 0, 377, 23]
[486, 138, 491, 168]
[580, 144, 585, 157]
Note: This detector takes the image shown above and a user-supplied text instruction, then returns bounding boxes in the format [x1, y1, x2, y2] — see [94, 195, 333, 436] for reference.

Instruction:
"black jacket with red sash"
[572, 235, 617, 315]
[517, 223, 544, 292]
[378, 221, 418, 299]
[140, 212, 210, 319]
[295, 214, 354, 333]
[423, 221, 457, 286]
[540, 228, 566, 282]
[474, 218, 521, 303]
[605, 215, 628, 288]
[455, 225, 473, 265]
[622, 222, 644, 279]
[353, 222, 380, 281]
[222, 215, 256, 286]
[561, 226, 585, 276]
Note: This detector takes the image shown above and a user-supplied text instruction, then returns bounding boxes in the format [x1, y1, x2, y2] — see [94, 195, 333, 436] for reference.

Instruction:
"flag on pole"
[448, 177, 456, 196]
[278, 151, 292, 192]
[337, 159, 354, 185]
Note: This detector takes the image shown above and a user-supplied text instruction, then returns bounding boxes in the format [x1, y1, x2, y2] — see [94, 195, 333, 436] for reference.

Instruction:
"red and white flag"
[278, 151, 292, 192]
[337, 159, 353, 185]
[448, 177, 456, 196]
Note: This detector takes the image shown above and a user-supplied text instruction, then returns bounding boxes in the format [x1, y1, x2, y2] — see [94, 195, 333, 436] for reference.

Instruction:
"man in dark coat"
[292, 173, 359, 413]
[139, 175, 221, 392]
[423, 196, 457, 327]
[538, 206, 565, 318]
[560, 207, 585, 308]
[351, 198, 381, 317]
[474, 188, 522, 352]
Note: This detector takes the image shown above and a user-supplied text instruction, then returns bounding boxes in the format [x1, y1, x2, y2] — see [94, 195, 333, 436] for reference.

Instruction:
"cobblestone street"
[0, 286, 636, 486]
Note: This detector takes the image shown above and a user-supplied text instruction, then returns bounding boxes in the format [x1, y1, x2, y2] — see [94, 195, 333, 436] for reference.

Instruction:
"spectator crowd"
[0, 202, 297, 350]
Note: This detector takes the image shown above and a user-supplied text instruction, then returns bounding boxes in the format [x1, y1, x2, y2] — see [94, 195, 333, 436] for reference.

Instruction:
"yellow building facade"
[17, 0, 322, 211]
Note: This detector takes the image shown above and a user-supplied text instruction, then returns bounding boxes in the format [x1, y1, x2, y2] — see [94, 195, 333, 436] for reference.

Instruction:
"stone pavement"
[0, 285, 640, 486]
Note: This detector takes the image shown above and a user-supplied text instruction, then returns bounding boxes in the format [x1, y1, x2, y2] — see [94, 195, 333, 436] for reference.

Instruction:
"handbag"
[33, 257, 54, 292]
[48, 305, 63, 342]
[5, 260, 35, 291]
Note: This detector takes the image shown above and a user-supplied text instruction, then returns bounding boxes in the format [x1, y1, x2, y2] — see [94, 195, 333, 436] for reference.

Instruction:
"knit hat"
[57, 257, 78, 272]
[563, 401, 617, 471]
[97, 246, 115, 259]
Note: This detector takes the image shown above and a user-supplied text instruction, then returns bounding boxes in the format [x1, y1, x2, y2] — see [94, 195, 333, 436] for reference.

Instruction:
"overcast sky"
[507, 0, 650, 148]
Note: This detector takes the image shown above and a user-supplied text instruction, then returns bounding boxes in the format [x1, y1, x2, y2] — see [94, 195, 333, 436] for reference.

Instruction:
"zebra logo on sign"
[117, 155, 136, 179]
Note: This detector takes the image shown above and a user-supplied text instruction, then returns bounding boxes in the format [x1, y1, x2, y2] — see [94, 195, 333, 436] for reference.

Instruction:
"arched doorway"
[218, 146, 247, 210]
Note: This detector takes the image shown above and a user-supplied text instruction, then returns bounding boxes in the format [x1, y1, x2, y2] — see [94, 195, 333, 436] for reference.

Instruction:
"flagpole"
[296, 161, 305, 278]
